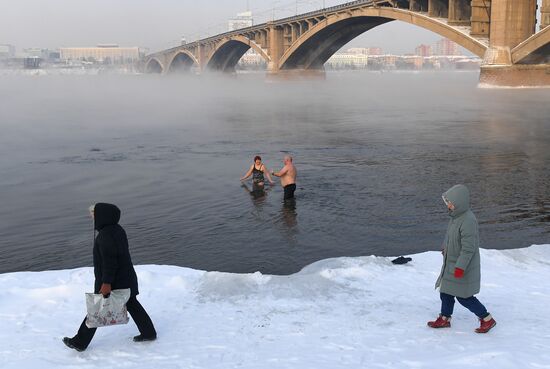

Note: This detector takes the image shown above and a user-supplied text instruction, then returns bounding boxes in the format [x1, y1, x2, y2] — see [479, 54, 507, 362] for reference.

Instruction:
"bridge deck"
[149, 0, 392, 57]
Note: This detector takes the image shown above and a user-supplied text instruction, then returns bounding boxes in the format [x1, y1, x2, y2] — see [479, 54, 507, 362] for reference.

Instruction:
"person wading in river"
[428, 185, 497, 333]
[63, 203, 157, 351]
[241, 156, 274, 187]
[272, 155, 297, 200]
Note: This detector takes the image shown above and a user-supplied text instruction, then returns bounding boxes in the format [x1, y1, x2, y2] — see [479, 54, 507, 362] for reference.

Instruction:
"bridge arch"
[167, 50, 199, 73]
[206, 35, 271, 72]
[145, 58, 164, 74]
[512, 26, 550, 64]
[279, 7, 488, 70]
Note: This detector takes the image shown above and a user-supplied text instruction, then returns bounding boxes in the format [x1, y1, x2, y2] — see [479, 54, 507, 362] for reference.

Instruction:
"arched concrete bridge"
[144, 0, 550, 87]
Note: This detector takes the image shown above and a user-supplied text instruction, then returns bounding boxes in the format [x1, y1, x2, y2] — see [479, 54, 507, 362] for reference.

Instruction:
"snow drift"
[1, 245, 549, 369]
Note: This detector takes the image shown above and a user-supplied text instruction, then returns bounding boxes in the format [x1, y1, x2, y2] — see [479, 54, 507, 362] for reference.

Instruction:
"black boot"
[62, 337, 86, 352]
[133, 334, 157, 342]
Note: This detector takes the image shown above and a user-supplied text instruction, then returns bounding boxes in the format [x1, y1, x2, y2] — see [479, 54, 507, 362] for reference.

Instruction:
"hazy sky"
[0, 0, 543, 54]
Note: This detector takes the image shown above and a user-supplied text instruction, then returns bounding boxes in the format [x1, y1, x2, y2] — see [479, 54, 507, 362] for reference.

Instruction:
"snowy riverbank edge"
[1, 245, 549, 369]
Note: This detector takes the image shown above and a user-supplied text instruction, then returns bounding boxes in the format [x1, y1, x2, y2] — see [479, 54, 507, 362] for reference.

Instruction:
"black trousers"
[284, 184, 296, 200]
[72, 296, 156, 349]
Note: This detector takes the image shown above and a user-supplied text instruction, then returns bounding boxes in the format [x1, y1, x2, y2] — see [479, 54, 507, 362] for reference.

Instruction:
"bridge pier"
[479, 0, 549, 86]
[410, 0, 428, 12]
[197, 44, 208, 71]
[448, 0, 472, 26]
[542, 0, 550, 30]
[428, 0, 449, 18]
[488, 0, 536, 52]
[480, 64, 550, 87]
[470, 0, 491, 37]
[268, 23, 285, 73]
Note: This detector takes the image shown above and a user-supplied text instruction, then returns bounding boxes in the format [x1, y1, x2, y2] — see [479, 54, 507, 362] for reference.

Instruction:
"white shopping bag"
[85, 289, 131, 328]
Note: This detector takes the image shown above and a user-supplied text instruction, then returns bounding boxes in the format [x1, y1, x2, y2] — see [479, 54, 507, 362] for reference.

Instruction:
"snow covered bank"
[1, 246, 549, 369]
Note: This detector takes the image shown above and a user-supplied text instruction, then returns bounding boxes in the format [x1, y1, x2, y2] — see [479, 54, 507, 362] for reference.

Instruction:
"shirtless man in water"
[271, 155, 297, 200]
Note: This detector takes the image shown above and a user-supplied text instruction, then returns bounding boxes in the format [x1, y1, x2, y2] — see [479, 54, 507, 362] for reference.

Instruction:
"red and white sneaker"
[476, 315, 497, 333]
[427, 315, 451, 328]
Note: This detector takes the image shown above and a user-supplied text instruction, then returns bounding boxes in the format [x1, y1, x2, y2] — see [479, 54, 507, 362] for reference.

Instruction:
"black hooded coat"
[93, 203, 139, 296]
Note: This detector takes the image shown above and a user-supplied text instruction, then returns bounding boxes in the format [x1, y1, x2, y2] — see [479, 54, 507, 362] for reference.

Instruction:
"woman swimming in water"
[240, 156, 274, 186]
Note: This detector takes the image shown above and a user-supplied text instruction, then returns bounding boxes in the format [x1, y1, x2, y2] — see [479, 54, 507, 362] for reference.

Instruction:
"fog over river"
[0, 72, 549, 274]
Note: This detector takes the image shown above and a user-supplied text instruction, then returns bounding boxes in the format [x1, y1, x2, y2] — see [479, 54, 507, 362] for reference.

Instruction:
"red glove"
[454, 268, 465, 279]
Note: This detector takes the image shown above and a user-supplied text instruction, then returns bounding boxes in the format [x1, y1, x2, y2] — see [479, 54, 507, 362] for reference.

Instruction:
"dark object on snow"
[62, 337, 85, 352]
[134, 334, 158, 342]
[392, 256, 413, 265]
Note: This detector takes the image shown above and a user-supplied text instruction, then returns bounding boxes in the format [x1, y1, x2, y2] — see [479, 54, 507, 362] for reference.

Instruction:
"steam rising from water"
[0, 72, 549, 275]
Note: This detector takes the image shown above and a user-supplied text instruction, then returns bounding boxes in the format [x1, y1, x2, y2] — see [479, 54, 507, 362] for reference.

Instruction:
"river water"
[0, 71, 549, 275]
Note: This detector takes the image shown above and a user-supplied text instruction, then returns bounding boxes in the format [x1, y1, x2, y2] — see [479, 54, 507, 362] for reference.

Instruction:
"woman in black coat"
[63, 203, 157, 352]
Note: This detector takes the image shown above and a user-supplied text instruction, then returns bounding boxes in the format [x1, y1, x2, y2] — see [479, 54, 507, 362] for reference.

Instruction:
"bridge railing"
[148, 0, 389, 57]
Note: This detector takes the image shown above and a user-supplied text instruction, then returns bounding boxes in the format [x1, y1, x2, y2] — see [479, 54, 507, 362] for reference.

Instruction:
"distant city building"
[181, 37, 187, 46]
[415, 44, 433, 57]
[365, 54, 480, 71]
[0, 44, 16, 58]
[22, 48, 44, 58]
[362, 54, 396, 70]
[228, 11, 254, 31]
[396, 55, 424, 70]
[435, 38, 460, 56]
[59, 45, 140, 63]
[48, 50, 61, 60]
[238, 50, 266, 69]
[346, 48, 369, 55]
[342, 47, 383, 56]
[326, 53, 369, 69]
[382, 55, 397, 68]
[365, 47, 383, 56]
[21, 48, 60, 60]
[23, 57, 41, 69]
